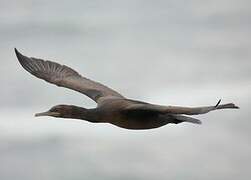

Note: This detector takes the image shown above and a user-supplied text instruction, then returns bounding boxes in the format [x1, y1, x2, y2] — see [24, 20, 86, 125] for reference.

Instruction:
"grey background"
[0, 0, 251, 179]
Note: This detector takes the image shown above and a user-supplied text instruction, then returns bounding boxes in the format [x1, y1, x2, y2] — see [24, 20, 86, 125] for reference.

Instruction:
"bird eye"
[50, 107, 58, 112]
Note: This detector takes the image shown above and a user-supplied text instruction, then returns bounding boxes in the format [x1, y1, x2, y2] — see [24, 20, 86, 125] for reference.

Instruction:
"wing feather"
[123, 100, 238, 115]
[15, 49, 124, 103]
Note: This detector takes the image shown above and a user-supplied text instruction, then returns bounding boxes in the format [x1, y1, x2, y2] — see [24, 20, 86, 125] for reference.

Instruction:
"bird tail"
[216, 103, 239, 110]
[162, 99, 239, 115]
[173, 115, 202, 124]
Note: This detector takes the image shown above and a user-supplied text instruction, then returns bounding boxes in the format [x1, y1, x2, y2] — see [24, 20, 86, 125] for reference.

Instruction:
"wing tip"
[215, 99, 222, 108]
[14, 48, 36, 74]
[226, 103, 240, 109]
[14, 48, 27, 64]
[14, 48, 22, 61]
[215, 99, 239, 109]
[14, 47, 18, 54]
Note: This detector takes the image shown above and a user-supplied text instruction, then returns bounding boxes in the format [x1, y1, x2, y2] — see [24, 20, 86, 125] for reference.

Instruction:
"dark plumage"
[15, 48, 239, 130]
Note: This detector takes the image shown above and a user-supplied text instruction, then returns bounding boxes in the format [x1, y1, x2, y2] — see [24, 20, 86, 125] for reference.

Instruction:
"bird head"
[35, 105, 74, 118]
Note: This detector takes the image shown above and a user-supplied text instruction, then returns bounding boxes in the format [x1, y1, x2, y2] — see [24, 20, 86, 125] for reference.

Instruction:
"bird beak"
[35, 111, 60, 117]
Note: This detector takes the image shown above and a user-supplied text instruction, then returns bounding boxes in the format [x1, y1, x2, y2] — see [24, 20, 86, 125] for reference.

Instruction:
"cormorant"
[15, 49, 239, 130]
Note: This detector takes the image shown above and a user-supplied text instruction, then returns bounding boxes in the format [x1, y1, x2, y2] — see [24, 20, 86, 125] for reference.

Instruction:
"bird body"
[97, 98, 172, 129]
[15, 49, 239, 130]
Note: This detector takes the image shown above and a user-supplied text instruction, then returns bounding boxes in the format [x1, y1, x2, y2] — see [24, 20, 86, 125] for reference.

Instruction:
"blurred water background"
[0, 0, 251, 179]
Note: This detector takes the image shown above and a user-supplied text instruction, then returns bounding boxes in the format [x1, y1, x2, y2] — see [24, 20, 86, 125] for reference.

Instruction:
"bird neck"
[64, 105, 99, 122]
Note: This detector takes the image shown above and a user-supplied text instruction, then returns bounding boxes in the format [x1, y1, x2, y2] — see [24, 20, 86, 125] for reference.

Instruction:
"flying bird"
[15, 48, 239, 130]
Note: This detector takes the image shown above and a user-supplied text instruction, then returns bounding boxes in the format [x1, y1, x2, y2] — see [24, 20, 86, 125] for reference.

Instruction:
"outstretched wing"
[15, 49, 124, 103]
[123, 99, 239, 115]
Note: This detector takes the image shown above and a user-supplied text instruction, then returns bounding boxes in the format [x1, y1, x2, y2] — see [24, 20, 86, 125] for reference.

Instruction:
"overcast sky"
[0, 0, 251, 179]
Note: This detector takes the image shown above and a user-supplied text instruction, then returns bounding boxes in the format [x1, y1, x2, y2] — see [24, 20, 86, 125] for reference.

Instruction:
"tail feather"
[173, 115, 202, 124]
[216, 103, 239, 109]
[163, 100, 239, 115]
